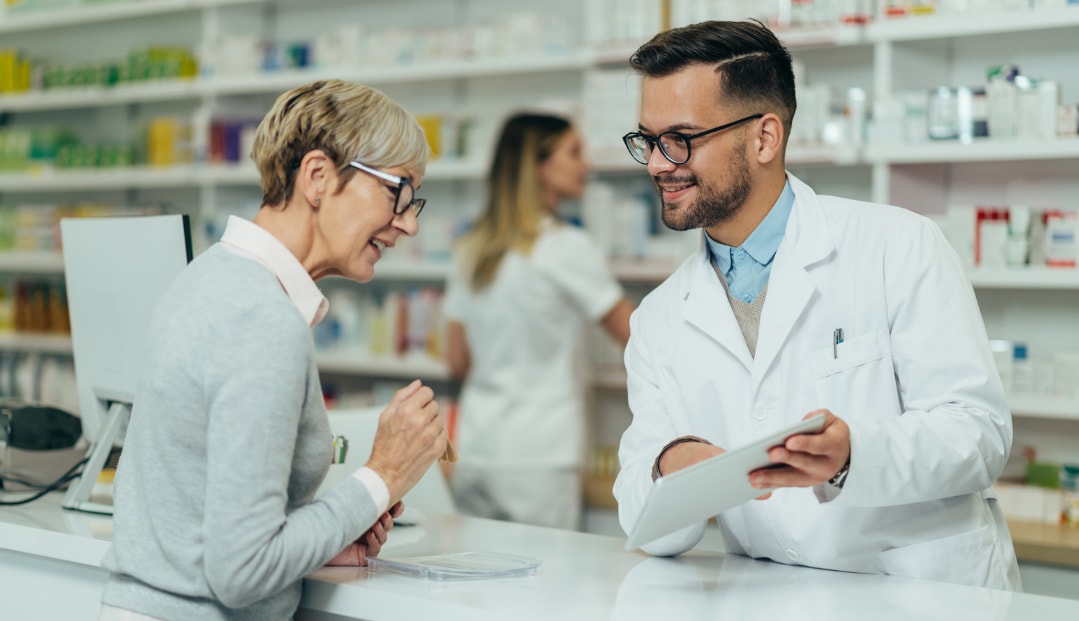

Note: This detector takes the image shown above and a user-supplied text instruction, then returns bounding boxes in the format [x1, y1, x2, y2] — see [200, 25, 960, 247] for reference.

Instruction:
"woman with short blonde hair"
[99, 79, 448, 621]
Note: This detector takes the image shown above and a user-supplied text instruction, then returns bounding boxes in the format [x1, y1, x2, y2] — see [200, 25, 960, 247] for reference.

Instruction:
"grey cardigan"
[101, 246, 378, 621]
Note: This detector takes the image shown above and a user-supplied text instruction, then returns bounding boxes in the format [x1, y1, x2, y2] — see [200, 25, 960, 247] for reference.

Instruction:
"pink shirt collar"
[219, 215, 329, 327]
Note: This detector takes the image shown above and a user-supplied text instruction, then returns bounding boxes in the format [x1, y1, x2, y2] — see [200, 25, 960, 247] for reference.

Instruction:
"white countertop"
[4, 493, 1079, 620]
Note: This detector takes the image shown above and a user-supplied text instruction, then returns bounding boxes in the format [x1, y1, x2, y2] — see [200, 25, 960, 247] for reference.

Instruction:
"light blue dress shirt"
[704, 180, 794, 304]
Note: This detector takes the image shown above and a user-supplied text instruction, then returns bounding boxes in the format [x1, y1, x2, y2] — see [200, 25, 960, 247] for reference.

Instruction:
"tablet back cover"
[626, 414, 825, 550]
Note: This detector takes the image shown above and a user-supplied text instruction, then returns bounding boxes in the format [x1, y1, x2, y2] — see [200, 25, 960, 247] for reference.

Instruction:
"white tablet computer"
[625, 414, 826, 551]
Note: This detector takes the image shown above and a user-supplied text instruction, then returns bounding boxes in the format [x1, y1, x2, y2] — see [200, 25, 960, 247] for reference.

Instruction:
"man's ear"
[754, 113, 785, 165]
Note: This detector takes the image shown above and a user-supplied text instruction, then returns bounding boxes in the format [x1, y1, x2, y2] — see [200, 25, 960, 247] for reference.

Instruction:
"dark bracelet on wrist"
[828, 458, 851, 489]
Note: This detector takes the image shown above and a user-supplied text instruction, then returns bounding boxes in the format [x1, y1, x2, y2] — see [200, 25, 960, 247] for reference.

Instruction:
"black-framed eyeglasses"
[622, 113, 764, 166]
[348, 161, 426, 217]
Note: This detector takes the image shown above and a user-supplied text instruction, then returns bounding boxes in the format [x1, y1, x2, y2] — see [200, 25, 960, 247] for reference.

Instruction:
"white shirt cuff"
[351, 466, 390, 514]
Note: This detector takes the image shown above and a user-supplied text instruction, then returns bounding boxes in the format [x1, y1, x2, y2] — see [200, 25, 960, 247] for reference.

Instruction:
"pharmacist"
[614, 20, 1021, 590]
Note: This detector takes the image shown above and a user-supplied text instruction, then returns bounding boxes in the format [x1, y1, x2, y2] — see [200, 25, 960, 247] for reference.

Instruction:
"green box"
[1027, 462, 1061, 489]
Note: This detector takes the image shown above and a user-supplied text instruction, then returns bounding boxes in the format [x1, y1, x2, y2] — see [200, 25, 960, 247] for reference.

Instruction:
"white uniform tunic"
[444, 220, 623, 471]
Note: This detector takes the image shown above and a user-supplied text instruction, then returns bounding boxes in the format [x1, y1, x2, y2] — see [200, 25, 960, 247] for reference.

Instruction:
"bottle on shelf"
[1011, 343, 1033, 395]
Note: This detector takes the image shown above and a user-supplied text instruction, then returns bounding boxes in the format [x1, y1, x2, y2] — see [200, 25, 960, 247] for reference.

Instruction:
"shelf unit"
[0, 332, 73, 355]
[3, 249, 1079, 390]
[0, 0, 264, 33]
[316, 350, 449, 381]
[4, 0, 1079, 504]
[591, 363, 1079, 423]
[0, 158, 489, 192]
[0, 252, 65, 274]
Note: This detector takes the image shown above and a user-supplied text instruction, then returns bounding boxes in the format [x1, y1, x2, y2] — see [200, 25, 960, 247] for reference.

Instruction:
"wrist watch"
[828, 459, 851, 489]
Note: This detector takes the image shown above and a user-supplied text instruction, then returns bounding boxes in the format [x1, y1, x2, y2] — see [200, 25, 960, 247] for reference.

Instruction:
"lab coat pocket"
[812, 329, 890, 378]
[876, 524, 994, 586]
[810, 329, 899, 418]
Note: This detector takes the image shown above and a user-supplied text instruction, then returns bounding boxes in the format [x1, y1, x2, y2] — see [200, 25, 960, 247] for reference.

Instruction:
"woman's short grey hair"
[250, 79, 430, 206]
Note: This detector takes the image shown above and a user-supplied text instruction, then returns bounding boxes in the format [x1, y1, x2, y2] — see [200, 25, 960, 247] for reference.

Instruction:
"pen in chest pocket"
[833, 328, 844, 359]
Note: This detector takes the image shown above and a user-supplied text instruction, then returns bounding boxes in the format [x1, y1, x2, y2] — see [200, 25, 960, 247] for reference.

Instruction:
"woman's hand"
[365, 381, 448, 505]
[324, 501, 405, 566]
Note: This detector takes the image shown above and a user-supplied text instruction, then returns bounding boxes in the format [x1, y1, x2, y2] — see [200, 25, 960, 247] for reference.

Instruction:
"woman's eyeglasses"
[348, 161, 426, 217]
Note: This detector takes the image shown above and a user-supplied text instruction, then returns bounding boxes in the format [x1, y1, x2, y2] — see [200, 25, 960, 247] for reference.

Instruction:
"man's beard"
[656, 148, 752, 231]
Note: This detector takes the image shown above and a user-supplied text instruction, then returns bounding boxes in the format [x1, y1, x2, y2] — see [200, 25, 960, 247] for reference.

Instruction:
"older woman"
[99, 80, 448, 620]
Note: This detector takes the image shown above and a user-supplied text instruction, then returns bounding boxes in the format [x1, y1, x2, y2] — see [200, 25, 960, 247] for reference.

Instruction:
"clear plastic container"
[366, 551, 541, 581]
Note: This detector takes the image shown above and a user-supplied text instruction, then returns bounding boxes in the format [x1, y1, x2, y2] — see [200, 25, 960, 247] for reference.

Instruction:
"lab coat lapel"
[753, 175, 836, 382]
[681, 247, 754, 371]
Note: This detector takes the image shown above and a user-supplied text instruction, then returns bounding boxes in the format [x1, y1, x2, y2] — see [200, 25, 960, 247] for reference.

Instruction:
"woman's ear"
[297, 149, 332, 208]
[754, 113, 785, 165]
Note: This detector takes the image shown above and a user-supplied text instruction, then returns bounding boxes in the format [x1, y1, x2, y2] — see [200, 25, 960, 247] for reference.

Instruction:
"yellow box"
[415, 115, 443, 159]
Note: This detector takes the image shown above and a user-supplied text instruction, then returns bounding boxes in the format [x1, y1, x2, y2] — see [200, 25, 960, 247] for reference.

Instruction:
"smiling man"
[613, 20, 1021, 591]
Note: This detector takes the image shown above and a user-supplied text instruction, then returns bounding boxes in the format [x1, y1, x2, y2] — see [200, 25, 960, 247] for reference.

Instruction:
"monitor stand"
[63, 393, 131, 515]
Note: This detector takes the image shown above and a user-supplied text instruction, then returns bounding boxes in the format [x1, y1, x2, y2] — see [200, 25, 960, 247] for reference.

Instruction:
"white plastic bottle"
[1012, 343, 1033, 395]
[986, 66, 1018, 140]
[1005, 205, 1031, 268]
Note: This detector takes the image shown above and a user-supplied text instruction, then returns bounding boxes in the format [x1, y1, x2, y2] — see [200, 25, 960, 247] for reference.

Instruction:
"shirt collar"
[706, 178, 795, 272]
[219, 215, 329, 327]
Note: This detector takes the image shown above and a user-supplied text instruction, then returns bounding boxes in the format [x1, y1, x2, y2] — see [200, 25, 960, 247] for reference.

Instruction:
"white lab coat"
[444, 220, 623, 468]
[615, 174, 1021, 590]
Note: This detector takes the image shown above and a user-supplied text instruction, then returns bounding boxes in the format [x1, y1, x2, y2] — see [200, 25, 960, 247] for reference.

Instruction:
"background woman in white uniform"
[444, 113, 633, 530]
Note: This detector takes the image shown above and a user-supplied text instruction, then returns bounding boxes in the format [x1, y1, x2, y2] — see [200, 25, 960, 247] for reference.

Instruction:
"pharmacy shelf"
[588, 154, 642, 175]
[202, 53, 591, 97]
[0, 250, 663, 283]
[589, 365, 1079, 423]
[0, 55, 588, 113]
[0, 0, 263, 34]
[586, 42, 645, 67]
[0, 79, 201, 113]
[0, 158, 489, 193]
[206, 158, 487, 187]
[583, 474, 618, 510]
[787, 143, 861, 166]
[608, 257, 679, 283]
[776, 24, 867, 48]
[315, 350, 450, 381]
[0, 166, 200, 192]
[590, 143, 860, 173]
[371, 261, 449, 281]
[864, 138, 1079, 165]
[0, 332, 73, 355]
[422, 159, 488, 181]
[201, 164, 260, 185]
[0, 335, 454, 379]
[967, 268, 1079, 290]
[867, 5, 1079, 43]
[0, 251, 65, 274]
[577, 8, 1079, 64]
[587, 24, 867, 60]
[1009, 395, 1079, 422]
[364, 255, 675, 284]
[1007, 520, 1079, 569]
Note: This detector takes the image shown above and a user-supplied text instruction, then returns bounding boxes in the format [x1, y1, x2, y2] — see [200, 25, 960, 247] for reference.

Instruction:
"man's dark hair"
[630, 20, 797, 139]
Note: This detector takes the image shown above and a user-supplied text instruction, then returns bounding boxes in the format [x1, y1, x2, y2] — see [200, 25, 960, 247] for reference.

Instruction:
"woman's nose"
[393, 208, 420, 237]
